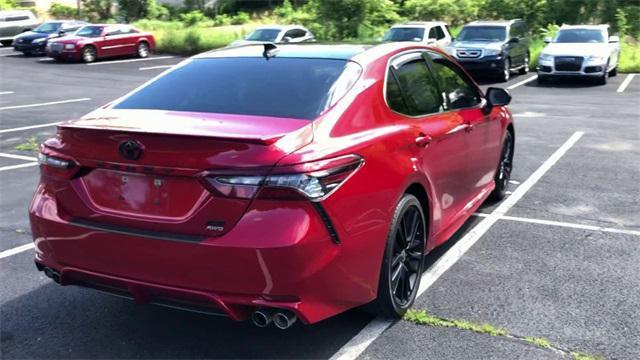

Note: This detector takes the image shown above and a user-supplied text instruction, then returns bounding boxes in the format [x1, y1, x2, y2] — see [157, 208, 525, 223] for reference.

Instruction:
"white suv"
[537, 24, 620, 85]
[0, 10, 39, 47]
[382, 22, 452, 48]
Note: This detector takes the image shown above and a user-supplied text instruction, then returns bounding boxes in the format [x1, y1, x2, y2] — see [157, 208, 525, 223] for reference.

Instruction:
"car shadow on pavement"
[0, 281, 374, 359]
[525, 77, 605, 89]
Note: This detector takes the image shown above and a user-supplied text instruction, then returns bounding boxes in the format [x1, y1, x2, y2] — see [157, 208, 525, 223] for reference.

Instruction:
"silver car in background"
[0, 10, 39, 47]
[537, 24, 620, 85]
[229, 25, 315, 47]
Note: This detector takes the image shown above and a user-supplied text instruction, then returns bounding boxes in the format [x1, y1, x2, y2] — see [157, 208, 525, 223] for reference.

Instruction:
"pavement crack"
[404, 309, 602, 360]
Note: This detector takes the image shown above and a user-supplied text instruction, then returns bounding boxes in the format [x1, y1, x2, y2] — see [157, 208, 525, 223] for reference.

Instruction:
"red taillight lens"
[203, 154, 363, 201]
[38, 151, 78, 179]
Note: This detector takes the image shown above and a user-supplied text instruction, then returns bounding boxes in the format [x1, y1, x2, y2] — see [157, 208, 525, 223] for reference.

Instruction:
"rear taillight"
[203, 154, 363, 201]
[38, 151, 78, 179]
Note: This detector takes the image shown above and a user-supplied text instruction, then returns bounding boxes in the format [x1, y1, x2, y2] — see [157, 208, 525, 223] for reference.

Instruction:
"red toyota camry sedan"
[29, 43, 514, 329]
[46, 24, 155, 63]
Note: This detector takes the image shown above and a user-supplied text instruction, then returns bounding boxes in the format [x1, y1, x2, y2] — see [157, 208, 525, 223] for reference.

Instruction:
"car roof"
[391, 21, 447, 28]
[253, 24, 306, 31]
[196, 43, 373, 61]
[559, 24, 609, 30]
[195, 42, 434, 66]
[0, 10, 34, 17]
[465, 20, 521, 27]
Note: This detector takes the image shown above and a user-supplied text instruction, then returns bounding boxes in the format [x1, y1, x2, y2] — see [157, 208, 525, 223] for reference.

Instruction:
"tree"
[313, 0, 400, 40]
[81, 0, 114, 21]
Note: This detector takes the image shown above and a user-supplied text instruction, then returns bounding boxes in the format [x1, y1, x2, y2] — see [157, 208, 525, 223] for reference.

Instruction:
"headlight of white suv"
[586, 56, 606, 64]
[64, 43, 75, 50]
[484, 48, 501, 56]
[538, 53, 553, 62]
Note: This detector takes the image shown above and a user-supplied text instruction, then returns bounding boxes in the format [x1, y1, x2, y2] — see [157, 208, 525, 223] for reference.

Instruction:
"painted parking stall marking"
[330, 131, 584, 360]
[507, 75, 538, 90]
[139, 65, 173, 71]
[0, 91, 15, 95]
[0, 153, 37, 162]
[0, 243, 35, 260]
[0, 122, 61, 134]
[0, 162, 38, 172]
[0, 98, 91, 111]
[617, 73, 636, 93]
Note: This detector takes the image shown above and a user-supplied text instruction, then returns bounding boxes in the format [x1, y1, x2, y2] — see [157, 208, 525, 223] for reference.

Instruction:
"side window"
[284, 29, 301, 39]
[105, 27, 120, 36]
[436, 26, 446, 40]
[428, 53, 481, 110]
[428, 27, 437, 39]
[386, 59, 442, 116]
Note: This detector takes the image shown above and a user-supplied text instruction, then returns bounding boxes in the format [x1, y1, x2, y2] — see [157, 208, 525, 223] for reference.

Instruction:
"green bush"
[49, 3, 77, 19]
[0, 0, 18, 10]
[403, 0, 481, 26]
[231, 11, 250, 25]
[81, 0, 112, 21]
[212, 13, 231, 26]
[180, 10, 208, 26]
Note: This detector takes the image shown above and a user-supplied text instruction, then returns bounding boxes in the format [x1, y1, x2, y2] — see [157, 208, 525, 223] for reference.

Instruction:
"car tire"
[370, 194, 426, 318]
[499, 58, 511, 82]
[489, 131, 514, 202]
[0, 40, 12, 47]
[609, 66, 617, 77]
[518, 53, 529, 75]
[136, 42, 149, 58]
[596, 62, 609, 85]
[81, 46, 97, 63]
[22, 51, 32, 56]
[537, 74, 549, 84]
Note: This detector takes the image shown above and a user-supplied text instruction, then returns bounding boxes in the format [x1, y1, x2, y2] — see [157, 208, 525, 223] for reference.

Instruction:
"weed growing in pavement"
[404, 309, 602, 359]
[15, 136, 39, 152]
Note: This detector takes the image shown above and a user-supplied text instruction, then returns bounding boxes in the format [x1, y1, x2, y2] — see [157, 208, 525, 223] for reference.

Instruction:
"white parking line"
[507, 75, 538, 90]
[0, 162, 38, 171]
[0, 91, 14, 95]
[0, 243, 35, 260]
[330, 131, 584, 360]
[139, 65, 173, 71]
[617, 74, 636, 93]
[473, 213, 640, 236]
[87, 56, 174, 66]
[0, 152, 37, 161]
[0, 122, 61, 134]
[0, 98, 90, 111]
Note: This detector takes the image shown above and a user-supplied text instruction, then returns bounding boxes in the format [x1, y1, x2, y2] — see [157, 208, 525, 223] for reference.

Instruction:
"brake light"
[203, 154, 363, 201]
[38, 151, 78, 179]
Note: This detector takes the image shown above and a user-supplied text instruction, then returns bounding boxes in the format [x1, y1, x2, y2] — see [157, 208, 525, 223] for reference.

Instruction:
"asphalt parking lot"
[1, 46, 639, 359]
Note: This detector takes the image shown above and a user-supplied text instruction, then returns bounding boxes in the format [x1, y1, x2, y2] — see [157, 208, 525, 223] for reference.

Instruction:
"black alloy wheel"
[490, 131, 514, 201]
[372, 194, 426, 317]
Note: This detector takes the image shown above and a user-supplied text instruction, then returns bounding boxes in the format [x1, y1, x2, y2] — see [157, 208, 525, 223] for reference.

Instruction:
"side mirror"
[486, 87, 512, 108]
[57, 30, 66, 36]
[508, 37, 519, 43]
[282, 36, 292, 43]
[544, 37, 551, 44]
[609, 36, 619, 43]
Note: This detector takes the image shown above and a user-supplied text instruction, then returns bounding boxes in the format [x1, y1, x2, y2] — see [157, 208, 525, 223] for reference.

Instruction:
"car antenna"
[262, 43, 279, 60]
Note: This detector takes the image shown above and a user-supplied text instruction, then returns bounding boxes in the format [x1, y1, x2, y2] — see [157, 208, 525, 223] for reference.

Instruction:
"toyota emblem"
[118, 140, 143, 161]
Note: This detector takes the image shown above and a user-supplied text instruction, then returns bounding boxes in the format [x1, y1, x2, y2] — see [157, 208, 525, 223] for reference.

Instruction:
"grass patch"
[404, 309, 602, 358]
[524, 336, 552, 348]
[15, 136, 39, 152]
[134, 20, 257, 55]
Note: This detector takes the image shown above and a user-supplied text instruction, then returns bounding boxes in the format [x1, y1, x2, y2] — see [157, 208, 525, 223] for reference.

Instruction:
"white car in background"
[229, 25, 314, 47]
[382, 22, 452, 48]
[537, 24, 620, 85]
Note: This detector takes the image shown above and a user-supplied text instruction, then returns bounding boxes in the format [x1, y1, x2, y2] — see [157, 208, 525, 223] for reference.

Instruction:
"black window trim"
[383, 49, 487, 118]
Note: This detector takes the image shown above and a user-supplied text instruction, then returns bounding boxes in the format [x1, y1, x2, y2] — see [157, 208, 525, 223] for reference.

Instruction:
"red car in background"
[30, 43, 514, 328]
[46, 24, 155, 63]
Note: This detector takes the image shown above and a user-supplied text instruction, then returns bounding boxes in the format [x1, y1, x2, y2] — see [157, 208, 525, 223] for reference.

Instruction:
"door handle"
[415, 134, 432, 147]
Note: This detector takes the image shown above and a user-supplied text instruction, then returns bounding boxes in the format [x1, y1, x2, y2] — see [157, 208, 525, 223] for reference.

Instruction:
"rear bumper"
[29, 183, 381, 324]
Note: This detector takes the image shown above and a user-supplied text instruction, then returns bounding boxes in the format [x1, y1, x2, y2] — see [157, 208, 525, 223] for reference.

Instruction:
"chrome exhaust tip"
[251, 309, 273, 328]
[273, 310, 297, 330]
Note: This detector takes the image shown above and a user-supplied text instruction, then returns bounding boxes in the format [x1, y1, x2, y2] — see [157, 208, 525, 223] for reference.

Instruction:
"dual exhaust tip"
[43, 266, 61, 284]
[251, 308, 297, 329]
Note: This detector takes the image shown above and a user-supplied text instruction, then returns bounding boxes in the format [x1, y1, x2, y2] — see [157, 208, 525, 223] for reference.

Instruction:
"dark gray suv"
[445, 19, 531, 82]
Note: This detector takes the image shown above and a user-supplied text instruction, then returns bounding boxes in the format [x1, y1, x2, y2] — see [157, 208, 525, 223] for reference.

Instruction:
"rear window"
[115, 57, 358, 120]
[383, 27, 425, 42]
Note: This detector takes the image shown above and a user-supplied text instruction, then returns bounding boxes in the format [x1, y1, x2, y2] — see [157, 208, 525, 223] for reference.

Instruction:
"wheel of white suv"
[596, 61, 609, 85]
[371, 194, 426, 318]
